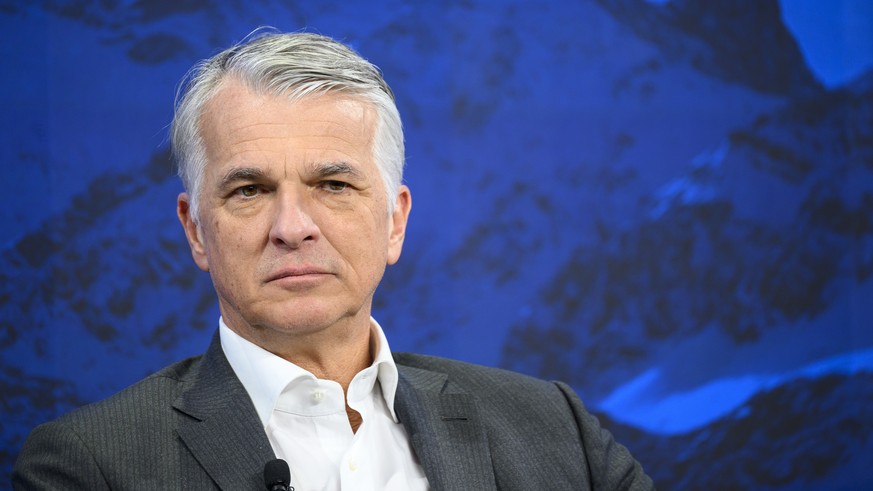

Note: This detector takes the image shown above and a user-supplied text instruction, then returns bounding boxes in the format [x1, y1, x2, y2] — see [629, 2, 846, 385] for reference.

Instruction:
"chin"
[255, 303, 350, 333]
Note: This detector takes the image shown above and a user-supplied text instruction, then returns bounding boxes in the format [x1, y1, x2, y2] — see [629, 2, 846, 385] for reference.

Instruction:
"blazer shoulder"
[13, 354, 209, 490]
[393, 352, 571, 406]
[54, 353, 204, 427]
[393, 352, 656, 490]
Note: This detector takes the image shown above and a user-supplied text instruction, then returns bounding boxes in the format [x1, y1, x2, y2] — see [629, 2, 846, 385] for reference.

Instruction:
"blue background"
[2, 0, 872, 489]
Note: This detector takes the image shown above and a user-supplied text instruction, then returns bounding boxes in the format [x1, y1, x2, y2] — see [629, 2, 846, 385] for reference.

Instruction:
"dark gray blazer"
[13, 333, 654, 490]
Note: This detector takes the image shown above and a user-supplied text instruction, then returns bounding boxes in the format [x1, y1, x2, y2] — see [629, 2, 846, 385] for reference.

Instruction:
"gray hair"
[170, 30, 405, 221]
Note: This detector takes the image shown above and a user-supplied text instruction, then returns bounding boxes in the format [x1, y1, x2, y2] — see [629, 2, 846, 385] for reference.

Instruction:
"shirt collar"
[219, 317, 400, 427]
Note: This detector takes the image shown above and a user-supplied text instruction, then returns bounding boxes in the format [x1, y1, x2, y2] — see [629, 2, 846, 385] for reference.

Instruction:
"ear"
[177, 192, 210, 272]
[386, 185, 412, 265]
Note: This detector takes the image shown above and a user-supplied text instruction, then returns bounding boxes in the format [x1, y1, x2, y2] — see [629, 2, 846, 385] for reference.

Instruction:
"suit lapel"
[395, 365, 497, 490]
[173, 333, 275, 490]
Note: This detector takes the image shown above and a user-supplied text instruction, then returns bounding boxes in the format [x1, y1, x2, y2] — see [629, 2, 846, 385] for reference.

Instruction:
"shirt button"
[312, 390, 324, 402]
[348, 458, 359, 472]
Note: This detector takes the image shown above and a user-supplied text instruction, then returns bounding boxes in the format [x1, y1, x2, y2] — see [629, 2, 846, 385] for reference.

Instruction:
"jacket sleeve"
[12, 420, 112, 490]
[554, 381, 656, 491]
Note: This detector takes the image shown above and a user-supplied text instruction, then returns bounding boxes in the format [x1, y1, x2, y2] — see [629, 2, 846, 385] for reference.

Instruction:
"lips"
[264, 266, 332, 283]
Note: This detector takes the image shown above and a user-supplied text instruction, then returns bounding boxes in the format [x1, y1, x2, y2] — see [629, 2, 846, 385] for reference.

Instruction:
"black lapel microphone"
[263, 459, 294, 491]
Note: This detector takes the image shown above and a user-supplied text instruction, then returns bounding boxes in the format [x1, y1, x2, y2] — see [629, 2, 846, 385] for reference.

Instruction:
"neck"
[277, 320, 374, 433]
[224, 310, 375, 390]
[277, 322, 373, 434]
[285, 325, 374, 389]
[222, 309, 377, 433]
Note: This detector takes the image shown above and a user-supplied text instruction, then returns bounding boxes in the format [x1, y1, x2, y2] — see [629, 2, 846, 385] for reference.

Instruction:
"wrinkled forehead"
[198, 79, 379, 174]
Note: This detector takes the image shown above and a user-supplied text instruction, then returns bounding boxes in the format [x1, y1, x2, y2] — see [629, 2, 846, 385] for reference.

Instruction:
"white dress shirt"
[219, 318, 429, 491]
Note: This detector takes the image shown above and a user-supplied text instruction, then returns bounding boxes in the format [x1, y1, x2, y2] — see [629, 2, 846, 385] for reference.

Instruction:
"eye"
[321, 180, 350, 193]
[235, 185, 260, 198]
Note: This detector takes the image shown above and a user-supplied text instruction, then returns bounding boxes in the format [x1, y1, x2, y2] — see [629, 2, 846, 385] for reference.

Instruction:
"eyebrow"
[215, 161, 367, 192]
[311, 161, 366, 181]
[218, 167, 268, 191]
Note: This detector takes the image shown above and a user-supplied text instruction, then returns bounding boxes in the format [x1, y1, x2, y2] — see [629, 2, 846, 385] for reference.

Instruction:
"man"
[13, 31, 654, 490]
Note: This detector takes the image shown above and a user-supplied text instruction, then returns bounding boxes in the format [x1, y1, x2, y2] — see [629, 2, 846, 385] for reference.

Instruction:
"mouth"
[264, 266, 333, 283]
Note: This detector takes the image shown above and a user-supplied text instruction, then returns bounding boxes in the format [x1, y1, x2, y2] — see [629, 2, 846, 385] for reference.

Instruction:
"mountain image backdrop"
[1, 1, 871, 489]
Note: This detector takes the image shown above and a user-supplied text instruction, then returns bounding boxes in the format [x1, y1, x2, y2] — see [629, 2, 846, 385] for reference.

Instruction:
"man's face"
[177, 79, 410, 342]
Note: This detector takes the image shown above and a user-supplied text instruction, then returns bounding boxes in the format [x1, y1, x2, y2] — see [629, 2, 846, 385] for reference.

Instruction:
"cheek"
[204, 219, 247, 271]
[355, 218, 391, 265]
[210, 215, 260, 253]
[325, 215, 385, 261]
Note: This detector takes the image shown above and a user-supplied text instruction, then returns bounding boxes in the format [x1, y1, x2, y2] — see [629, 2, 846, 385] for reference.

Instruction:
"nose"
[268, 190, 320, 249]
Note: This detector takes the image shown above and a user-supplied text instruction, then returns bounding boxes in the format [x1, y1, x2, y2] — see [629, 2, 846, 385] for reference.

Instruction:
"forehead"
[198, 79, 377, 171]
